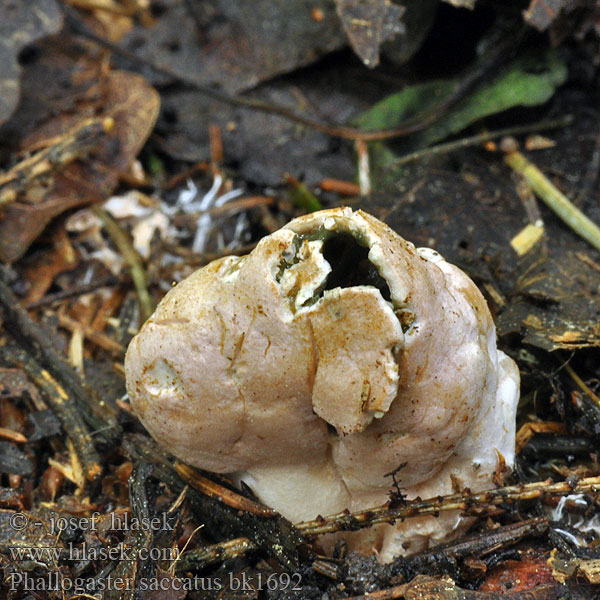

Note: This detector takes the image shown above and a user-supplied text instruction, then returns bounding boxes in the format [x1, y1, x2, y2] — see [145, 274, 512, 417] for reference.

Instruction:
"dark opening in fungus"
[322, 234, 392, 302]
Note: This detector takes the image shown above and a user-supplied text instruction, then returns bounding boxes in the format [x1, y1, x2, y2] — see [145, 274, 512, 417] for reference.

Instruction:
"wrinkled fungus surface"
[125, 208, 519, 561]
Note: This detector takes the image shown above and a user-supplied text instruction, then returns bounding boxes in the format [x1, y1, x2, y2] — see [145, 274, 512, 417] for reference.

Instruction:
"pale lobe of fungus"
[125, 207, 520, 562]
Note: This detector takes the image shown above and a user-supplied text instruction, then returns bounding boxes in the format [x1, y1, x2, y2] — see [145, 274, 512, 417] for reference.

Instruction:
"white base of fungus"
[125, 207, 520, 562]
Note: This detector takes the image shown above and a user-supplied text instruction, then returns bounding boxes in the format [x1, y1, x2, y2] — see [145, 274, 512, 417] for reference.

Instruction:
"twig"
[0, 273, 121, 443]
[0, 427, 28, 443]
[319, 179, 361, 196]
[171, 196, 275, 231]
[405, 517, 548, 570]
[92, 205, 154, 322]
[64, 6, 516, 142]
[163, 161, 209, 190]
[125, 462, 162, 599]
[206, 195, 273, 218]
[175, 537, 254, 572]
[133, 431, 600, 571]
[564, 363, 600, 411]
[175, 462, 276, 517]
[182, 521, 550, 595]
[0, 343, 101, 482]
[297, 475, 600, 537]
[356, 139, 371, 196]
[576, 251, 600, 273]
[24, 274, 124, 309]
[386, 115, 573, 169]
[521, 435, 594, 459]
[504, 150, 600, 254]
[58, 313, 126, 358]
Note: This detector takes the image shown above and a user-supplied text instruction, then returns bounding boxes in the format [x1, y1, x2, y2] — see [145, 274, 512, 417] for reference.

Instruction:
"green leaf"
[356, 49, 567, 150]
[288, 179, 322, 212]
[354, 80, 454, 131]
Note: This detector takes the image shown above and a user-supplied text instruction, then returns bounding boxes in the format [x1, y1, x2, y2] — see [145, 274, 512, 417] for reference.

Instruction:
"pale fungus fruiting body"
[125, 207, 520, 561]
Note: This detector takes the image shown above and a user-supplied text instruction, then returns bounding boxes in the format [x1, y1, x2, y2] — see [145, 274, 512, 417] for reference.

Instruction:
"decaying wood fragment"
[123, 434, 306, 570]
[0, 271, 121, 445]
[175, 536, 254, 571]
[0, 343, 101, 482]
[548, 548, 600, 585]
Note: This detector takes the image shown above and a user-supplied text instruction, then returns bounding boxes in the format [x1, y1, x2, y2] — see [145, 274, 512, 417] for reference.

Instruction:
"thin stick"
[405, 517, 549, 567]
[319, 179, 361, 196]
[565, 363, 600, 411]
[92, 205, 154, 322]
[163, 161, 209, 190]
[298, 475, 600, 537]
[175, 537, 254, 571]
[504, 150, 600, 254]
[24, 275, 123, 310]
[386, 115, 573, 169]
[0, 427, 28, 443]
[174, 471, 595, 570]
[356, 139, 371, 196]
[175, 462, 276, 517]
[58, 313, 126, 358]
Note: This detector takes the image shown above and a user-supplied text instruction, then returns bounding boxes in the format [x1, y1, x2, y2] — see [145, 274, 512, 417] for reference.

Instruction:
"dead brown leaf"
[21, 226, 79, 304]
[0, 68, 159, 262]
[480, 552, 556, 593]
[0, 0, 63, 126]
[335, 0, 405, 67]
[523, 0, 576, 31]
[122, 0, 346, 94]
